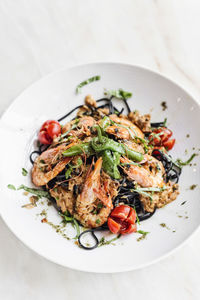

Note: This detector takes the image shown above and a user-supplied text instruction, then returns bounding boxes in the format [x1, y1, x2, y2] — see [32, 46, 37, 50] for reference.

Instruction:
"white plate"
[0, 63, 200, 273]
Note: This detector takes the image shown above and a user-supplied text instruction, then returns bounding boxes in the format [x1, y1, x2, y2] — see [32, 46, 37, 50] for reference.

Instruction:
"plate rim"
[0, 62, 200, 273]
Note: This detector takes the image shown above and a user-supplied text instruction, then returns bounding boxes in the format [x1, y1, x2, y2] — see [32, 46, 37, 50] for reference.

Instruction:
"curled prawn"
[62, 116, 96, 137]
[32, 144, 73, 186]
[120, 155, 165, 188]
[106, 114, 144, 139]
[75, 158, 113, 228]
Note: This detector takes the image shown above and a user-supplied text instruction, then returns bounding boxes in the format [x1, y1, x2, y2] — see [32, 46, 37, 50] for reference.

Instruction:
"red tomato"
[38, 131, 52, 145]
[110, 205, 130, 220]
[163, 139, 175, 150]
[108, 205, 137, 235]
[126, 208, 137, 224]
[149, 127, 175, 151]
[121, 223, 137, 234]
[38, 120, 61, 145]
[107, 218, 121, 234]
[149, 127, 172, 146]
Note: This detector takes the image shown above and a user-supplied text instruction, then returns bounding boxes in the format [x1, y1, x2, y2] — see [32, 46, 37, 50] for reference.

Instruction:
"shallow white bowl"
[0, 63, 200, 273]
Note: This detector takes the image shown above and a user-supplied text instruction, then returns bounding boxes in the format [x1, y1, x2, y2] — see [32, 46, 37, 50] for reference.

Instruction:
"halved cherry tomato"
[107, 218, 121, 234]
[163, 139, 175, 151]
[149, 127, 172, 146]
[121, 223, 137, 234]
[110, 205, 130, 220]
[38, 120, 61, 145]
[38, 131, 52, 145]
[149, 127, 175, 151]
[108, 205, 137, 235]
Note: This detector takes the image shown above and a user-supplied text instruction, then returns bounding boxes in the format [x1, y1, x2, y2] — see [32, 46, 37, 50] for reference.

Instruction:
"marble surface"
[0, 0, 200, 299]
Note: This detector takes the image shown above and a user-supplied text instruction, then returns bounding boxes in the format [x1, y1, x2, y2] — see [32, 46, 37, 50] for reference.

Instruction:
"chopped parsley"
[161, 101, 167, 111]
[189, 184, 197, 190]
[160, 223, 170, 230]
[76, 75, 101, 93]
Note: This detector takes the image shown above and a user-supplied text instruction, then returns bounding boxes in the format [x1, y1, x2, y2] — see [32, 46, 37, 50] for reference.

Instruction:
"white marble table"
[0, 0, 200, 299]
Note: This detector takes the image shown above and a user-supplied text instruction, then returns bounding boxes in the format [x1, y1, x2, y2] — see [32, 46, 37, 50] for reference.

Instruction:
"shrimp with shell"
[120, 155, 165, 188]
[106, 114, 144, 140]
[74, 157, 114, 228]
[32, 144, 73, 186]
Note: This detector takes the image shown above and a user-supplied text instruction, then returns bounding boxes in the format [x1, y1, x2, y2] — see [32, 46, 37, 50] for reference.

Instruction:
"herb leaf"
[137, 230, 149, 241]
[22, 168, 28, 176]
[98, 234, 121, 247]
[132, 186, 166, 202]
[137, 230, 149, 235]
[18, 184, 51, 199]
[7, 184, 16, 190]
[104, 88, 132, 99]
[176, 153, 197, 167]
[76, 75, 101, 93]
[60, 212, 80, 240]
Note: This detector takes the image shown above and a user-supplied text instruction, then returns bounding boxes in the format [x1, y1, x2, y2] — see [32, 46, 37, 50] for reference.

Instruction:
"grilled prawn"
[75, 158, 113, 228]
[32, 144, 72, 186]
[120, 155, 165, 188]
[106, 114, 144, 139]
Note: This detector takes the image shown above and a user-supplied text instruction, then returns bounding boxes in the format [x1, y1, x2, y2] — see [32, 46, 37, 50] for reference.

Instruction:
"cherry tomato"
[121, 223, 137, 234]
[149, 127, 172, 146]
[108, 205, 137, 235]
[38, 120, 61, 145]
[107, 218, 121, 234]
[110, 205, 130, 220]
[38, 131, 52, 145]
[149, 127, 174, 151]
[163, 139, 175, 151]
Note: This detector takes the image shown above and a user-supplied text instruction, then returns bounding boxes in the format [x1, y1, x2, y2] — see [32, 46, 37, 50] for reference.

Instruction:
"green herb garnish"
[96, 219, 101, 225]
[160, 223, 170, 230]
[18, 185, 51, 199]
[7, 184, 16, 190]
[134, 208, 140, 225]
[60, 212, 80, 240]
[98, 234, 121, 247]
[60, 119, 79, 139]
[104, 89, 132, 99]
[189, 184, 197, 190]
[131, 186, 166, 202]
[76, 75, 101, 93]
[163, 118, 167, 127]
[137, 230, 149, 241]
[176, 153, 197, 167]
[22, 168, 28, 176]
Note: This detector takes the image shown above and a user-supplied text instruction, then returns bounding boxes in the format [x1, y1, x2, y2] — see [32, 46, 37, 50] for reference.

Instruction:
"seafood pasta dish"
[28, 80, 181, 249]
